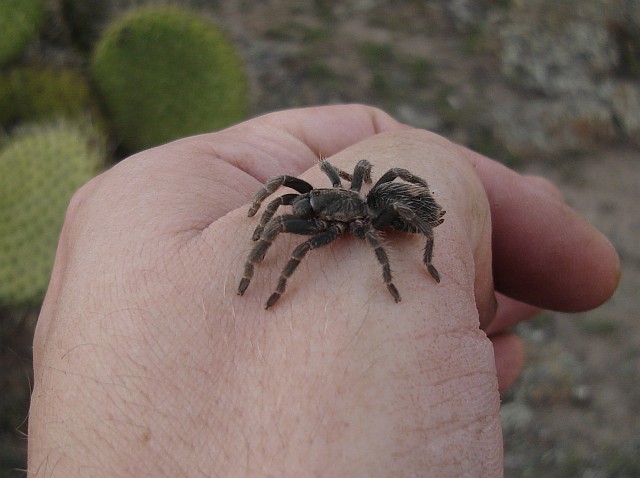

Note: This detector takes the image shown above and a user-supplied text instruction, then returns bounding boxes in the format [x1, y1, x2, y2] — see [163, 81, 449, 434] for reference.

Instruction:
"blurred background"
[1, 0, 638, 476]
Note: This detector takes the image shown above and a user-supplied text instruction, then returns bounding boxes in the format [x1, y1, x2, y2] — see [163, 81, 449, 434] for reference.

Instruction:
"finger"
[485, 293, 542, 336]
[64, 105, 405, 241]
[177, 104, 405, 182]
[461, 147, 620, 313]
[491, 332, 526, 393]
[523, 174, 565, 201]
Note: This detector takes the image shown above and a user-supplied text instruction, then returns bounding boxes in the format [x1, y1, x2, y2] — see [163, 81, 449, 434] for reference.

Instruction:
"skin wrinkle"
[219, 105, 401, 184]
[62, 247, 215, 473]
[410, 329, 496, 400]
[34, 368, 105, 473]
[258, 133, 495, 472]
[200, 120, 316, 183]
[269, 105, 396, 159]
[411, 399, 498, 450]
[32, 176, 107, 369]
[346, 130, 493, 324]
[35, 203, 240, 474]
[416, 134, 495, 329]
[415, 385, 501, 473]
[30, 105, 620, 476]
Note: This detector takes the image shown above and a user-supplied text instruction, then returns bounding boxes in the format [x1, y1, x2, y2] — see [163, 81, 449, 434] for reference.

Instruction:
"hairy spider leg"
[422, 236, 439, 283]
[392, 203, 441, 283]
[337, 169, 353, 182]
[349, 159, 373, 192]
[320, 159, 371, 187]
[372, 167, 429, 189]
[319, 160, 344, 188]
[265, 222, 347, 309]
[248, 176, 313, 217]
[361, 225, 401, 302]
[251, 194, 299, 241]
[330, 162, 354, 182]
[238, 215, 329, 296]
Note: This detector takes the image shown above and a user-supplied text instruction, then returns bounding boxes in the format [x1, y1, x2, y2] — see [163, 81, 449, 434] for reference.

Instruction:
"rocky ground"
[503, 152, 640, 477]
[2, 0, 639, 476]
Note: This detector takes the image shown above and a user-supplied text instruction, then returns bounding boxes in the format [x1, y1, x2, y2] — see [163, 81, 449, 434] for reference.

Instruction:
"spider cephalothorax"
[237, 159, 445, 309]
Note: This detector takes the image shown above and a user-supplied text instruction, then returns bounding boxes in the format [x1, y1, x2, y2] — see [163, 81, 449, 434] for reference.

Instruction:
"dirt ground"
[503, 150, 640, 476]
[1, 1, 639, 476]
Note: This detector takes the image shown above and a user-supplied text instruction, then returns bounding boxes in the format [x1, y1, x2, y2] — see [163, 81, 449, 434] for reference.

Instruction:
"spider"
[237, 159, 445, 309]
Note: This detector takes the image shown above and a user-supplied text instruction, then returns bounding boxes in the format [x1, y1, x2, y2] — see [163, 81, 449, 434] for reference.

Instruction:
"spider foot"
[388, 283, 401, 302]
[248, 203, 260, 217]
[237, 278, 251, 295]
[265, 292, 281, 309]
[427, 264, 441, 283]
[251, 226, 264, 241]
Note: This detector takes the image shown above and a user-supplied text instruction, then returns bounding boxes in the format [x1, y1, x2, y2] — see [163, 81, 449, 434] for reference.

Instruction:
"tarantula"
[237, 159, 445, 309]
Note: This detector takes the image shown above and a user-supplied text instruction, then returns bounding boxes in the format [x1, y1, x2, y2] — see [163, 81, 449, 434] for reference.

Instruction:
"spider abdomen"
[367, 182, 443, 231]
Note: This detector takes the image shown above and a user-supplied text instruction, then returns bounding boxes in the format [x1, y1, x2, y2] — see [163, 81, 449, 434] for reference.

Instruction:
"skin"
[28, 105, 620, 477]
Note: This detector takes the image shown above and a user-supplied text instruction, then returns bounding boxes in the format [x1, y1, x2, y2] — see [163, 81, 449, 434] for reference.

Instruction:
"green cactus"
[0, 0, 46, 66]
[0, 121, 104, 307]
[0, 66, 104, 129]
[91, 5, 248, 152]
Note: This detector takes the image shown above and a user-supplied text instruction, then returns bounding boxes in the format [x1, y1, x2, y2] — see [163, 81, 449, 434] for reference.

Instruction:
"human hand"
[29, 105, 619, 476]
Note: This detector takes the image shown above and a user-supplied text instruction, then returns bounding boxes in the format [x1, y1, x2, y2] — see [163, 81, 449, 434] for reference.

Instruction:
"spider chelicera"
[237, 159, 445, 309]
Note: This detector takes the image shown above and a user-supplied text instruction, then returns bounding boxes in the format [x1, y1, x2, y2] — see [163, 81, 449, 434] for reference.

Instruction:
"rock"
[514, 350, 586, 406]
[499, 0, 618, 96]
[501, 402, 534, 433]
[491, 94, 616, 156]
[490, 0, 640, 155]
[611, 81, 640, 145]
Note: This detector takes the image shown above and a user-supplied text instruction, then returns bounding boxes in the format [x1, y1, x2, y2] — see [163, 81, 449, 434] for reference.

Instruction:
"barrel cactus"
[0, 121, 104, 306]
[0, 66, 103, 129]
[91, 5, 248, 152]
[0, 0, 46, 65]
